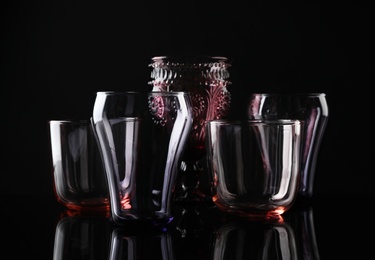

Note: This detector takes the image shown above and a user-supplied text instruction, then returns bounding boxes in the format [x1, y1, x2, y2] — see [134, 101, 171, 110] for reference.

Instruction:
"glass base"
[215, 205, 284, 223]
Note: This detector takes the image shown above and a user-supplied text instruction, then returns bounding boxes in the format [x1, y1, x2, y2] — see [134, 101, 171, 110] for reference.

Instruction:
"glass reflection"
[285, 205, 321, 260]
[53, 210, 175, 260]
[52, 203, 319, 259]
[171, 203, 218, 260]
[211, 220, 298, 259]
[53, 211, 112, 260]
[210, 205, 320, 260]
[108, 227, 174, 260]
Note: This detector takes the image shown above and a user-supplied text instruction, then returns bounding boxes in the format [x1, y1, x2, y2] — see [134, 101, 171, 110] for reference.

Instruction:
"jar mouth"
[150, 55, 230, 68]
[148, 54, 232, 91]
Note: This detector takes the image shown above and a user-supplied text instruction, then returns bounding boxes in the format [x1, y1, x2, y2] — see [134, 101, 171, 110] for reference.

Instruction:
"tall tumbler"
[149, 55, 232, 202]
[91, 91, 193, 228]
[247, 93, 329, 200]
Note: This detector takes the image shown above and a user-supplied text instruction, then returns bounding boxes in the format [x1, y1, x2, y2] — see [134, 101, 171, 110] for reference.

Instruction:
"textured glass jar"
[149, 55, 232, 202]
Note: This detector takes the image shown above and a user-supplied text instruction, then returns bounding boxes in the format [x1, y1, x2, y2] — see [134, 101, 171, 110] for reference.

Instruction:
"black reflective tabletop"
[2, 194, 371, 259]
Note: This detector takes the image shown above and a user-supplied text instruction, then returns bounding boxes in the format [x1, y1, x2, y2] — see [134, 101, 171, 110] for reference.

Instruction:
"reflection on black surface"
[211, 221, 298, 259]
[53, 212, 112, 260]
[109, 228, 174, 260]
[174, 203, 207, 238]
[208, 204, 320, 260]
[52, 204, 320, 259]
[53, 210, 175, 260]
[286, 205, 321, 260]
[171, 202, 218, 259]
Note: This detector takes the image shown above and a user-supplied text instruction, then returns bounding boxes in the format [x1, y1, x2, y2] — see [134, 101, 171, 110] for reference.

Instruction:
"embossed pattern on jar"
[149, 55, 233, 202]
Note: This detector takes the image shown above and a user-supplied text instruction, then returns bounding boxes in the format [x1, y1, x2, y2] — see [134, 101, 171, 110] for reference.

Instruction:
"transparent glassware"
[247, 93, 329, 200]
[149, 55, 232, 202]
[48, 120, 110, 213]
[91, 91, 193, 228]
[206, 119, 303, 221]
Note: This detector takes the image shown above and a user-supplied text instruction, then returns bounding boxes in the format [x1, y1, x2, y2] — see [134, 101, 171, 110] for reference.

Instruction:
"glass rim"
[149, 55, 231, 68]
[207, 119, 303, 126]
[250, 92, 326, 97]
[151, 55, 229, 62]
[96, 91, 141, 95]
[49, 119, 90, 124]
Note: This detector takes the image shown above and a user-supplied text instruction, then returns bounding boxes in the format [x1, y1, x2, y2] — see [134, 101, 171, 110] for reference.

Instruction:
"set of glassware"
[48, 55, 329, 227]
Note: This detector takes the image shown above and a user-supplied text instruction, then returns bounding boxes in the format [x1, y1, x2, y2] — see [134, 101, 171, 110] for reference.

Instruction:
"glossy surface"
[6, 194, 371, 259]
[48, 120, 109, 212]
[206, 119, 303, 221]
[248, 93, 329, 200]
[92, 91, 193, 227]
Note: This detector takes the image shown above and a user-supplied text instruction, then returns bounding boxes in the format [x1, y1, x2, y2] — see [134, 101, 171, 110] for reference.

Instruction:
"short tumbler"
[206, 119, 303, 221]
[91, 91, 193, 227]
[49, 120, 109, 212]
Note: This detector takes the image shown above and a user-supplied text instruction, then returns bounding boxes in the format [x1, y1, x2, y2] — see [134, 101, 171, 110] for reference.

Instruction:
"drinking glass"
[247, 93, 329, 200]
[206, 119, 303, 221]
[48, 120, 109, 213]
[91, 91, 193, 228]
[149, 55, 232, 202]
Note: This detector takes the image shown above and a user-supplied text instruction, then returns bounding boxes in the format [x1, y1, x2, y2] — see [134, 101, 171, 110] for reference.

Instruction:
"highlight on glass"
[91, 91, 193, 227]
[206, 119, 303, 221]
[48, 119, 109, 213]
[248, 93, 328, 200]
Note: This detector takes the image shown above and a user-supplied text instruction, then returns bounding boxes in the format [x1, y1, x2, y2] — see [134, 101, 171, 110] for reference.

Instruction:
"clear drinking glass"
[247, 93, 329, 200]
[206, 119, 303, 221]
[91, 91, 193, 228]
[149, 55, 232, 202]
[48, 120, 110, 213]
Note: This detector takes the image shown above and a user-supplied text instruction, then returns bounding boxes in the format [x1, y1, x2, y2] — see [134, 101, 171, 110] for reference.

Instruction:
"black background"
[2, 2, 374, 199]
[1, 1, 374, 259]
